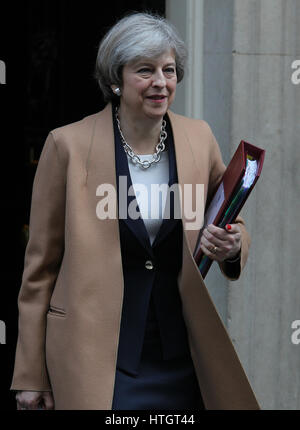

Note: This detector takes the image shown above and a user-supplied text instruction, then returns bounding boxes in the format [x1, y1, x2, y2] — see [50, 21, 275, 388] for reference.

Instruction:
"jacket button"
[145, 260, 154, 270]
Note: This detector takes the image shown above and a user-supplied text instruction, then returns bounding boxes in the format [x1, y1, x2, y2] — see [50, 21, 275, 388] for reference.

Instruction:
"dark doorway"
[0, 0, 165, 410]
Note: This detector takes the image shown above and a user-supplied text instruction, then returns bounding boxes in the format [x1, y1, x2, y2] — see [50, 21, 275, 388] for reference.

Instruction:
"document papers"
[204, 182, 225, 228]
[218, 156, 258, 229]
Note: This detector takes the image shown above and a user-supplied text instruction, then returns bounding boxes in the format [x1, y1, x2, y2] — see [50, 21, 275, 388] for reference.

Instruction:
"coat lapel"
[167, 110, 205, 256]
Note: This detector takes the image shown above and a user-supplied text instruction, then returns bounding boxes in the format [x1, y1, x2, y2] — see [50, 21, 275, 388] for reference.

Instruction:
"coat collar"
[85, 103, 203, 256]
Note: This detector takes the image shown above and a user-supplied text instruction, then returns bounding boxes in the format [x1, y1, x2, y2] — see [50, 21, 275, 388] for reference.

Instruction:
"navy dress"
[111, 105, 205, 410]
[112, 296, 204, 410]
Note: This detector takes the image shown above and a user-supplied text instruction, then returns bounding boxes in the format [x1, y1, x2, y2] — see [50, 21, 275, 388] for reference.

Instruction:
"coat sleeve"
[207, 127, 251, 281]
[10, 132, 66, 391]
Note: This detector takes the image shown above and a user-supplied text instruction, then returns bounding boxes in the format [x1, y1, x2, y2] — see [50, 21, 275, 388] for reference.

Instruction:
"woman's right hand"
[16, 390, 55, 410]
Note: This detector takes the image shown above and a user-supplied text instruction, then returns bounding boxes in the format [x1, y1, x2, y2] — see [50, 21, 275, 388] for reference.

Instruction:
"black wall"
[0, 0, 165, 410]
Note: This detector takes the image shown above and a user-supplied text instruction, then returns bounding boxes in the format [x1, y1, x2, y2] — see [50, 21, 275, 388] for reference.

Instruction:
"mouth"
[146, 95, 167, 103]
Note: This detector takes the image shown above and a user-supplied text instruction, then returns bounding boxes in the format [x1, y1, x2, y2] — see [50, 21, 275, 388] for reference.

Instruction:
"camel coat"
[11, 103, 260, 410]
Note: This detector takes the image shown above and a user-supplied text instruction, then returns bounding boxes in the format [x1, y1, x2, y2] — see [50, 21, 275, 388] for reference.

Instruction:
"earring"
[114, 88, 121, 96]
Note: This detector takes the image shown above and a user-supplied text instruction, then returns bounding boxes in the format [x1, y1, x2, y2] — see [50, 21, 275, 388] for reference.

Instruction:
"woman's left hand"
[199, 223, 241, 262]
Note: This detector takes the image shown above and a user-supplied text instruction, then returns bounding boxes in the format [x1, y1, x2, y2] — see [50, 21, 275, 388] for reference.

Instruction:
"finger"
[207, 223, 240, 238]
[16, 396, 26, 410]
[208, 226, 240, 248]
[17, 403, 29, 411]
[225, 223, 240, 234]
[16, 392, 42, 410]
[202, 229, 226, 249]
[225, 225, 242, 249]
[201, 235, 217, 252]
[201, 233, 235, 261]
[202, 228, 235, 252]
[201, 224, 241, 260]
[23, 400, 40, 410]
[206, 224, 230, 240]
[42, 392, 55, 410]
[200, 242, 221, 261]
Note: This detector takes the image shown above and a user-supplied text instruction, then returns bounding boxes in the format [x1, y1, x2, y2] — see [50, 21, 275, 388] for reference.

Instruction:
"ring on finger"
[211, 245, 218, 254]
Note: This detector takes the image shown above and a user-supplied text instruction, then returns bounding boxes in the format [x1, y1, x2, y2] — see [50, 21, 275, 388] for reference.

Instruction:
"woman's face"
[118, 50, 177, 121]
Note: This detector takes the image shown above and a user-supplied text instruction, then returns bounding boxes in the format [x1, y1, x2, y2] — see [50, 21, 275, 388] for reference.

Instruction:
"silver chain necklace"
[115, 106, 167, 169]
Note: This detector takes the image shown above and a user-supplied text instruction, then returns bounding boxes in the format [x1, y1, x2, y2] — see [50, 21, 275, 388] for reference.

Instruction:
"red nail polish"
[226, 224, 232, 230]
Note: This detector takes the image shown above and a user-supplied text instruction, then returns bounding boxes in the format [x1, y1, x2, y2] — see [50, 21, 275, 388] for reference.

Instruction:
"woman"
[11, 12, 260, 410]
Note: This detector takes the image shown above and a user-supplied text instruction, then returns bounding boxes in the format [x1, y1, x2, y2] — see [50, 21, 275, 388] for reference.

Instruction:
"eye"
[164, 67, 176, 74]
[137, 68, 152, 74]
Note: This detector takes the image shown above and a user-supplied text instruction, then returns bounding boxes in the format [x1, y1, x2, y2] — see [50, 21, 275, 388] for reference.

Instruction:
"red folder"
[193, 140, 265, 278]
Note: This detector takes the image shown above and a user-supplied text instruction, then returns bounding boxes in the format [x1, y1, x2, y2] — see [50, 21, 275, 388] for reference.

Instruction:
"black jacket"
[113, 110, 191, 376]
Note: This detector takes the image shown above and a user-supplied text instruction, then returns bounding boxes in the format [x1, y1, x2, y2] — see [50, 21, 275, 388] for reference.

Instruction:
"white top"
[127, 150, 169, 245]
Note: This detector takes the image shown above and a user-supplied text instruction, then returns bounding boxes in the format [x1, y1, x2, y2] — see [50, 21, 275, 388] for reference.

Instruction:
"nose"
[152, 69, 166, 88]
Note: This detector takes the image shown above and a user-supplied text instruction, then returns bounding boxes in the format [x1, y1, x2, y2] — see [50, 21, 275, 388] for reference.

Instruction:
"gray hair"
[94, 12, 187, 102]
